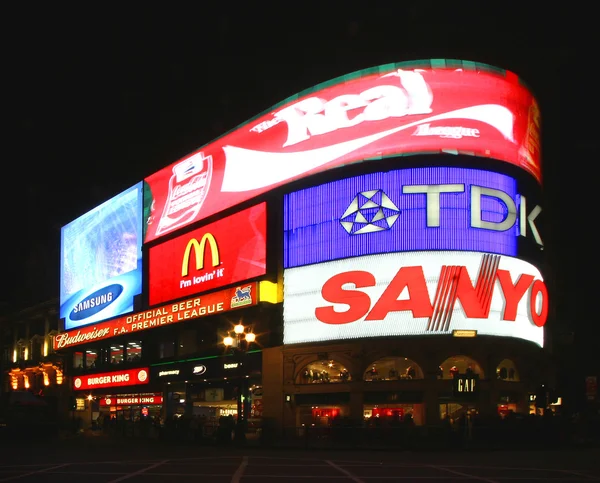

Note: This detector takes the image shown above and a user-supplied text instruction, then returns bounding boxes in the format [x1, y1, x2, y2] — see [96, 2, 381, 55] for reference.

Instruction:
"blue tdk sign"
[283, 167, 542, 269]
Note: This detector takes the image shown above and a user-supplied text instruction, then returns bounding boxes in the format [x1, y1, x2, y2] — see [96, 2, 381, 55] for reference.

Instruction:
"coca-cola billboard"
[144, 60, 540, 243]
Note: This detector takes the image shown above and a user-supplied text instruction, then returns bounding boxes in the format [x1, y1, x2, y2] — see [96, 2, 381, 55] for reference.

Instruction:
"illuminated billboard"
[148, 203, 267, 306]
[99, 393, 163, 406]
[144, 60, 540, 243]
[54, 282, 259, 350]
[72, 368, 149, 391]
[283, 251, 547, 347]
[60, 182, 143, 330]
[284, 167, 542, 268]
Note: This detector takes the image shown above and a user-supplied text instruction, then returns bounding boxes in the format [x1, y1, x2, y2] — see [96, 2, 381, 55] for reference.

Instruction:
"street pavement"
[0, 438, 599, 482]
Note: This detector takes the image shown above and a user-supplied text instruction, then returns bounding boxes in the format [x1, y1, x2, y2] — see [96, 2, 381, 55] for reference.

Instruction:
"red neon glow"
[370, 408, 405, 419]
[311, 408, 340, 419]
[149, 203, 266, 306]
[72, 368, 150, 391]
[144, 62, 540, 243]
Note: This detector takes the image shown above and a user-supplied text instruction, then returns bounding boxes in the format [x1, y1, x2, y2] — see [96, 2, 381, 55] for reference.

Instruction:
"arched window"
[16, 339, 28, 361]
[297, 360, 351, 384]
[30, 335, 43, 361]
[438, 355, 484, 379]
[496, 359, 519, 381]
[363, 357, 424, 381]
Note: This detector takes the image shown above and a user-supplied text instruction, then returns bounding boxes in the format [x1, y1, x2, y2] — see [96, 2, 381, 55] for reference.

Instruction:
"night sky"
[3, 7, 593, 345]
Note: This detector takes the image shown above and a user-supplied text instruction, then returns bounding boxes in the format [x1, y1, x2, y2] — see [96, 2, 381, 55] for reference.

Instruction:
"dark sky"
[2, 6, 593, 341]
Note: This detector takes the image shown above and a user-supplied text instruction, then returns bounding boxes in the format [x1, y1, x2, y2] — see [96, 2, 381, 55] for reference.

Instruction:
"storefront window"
[85, 350, 98, 369]
[110, 344, 124, 365]
[364, 403, 424, 425]
[297, 360, 351, 384]
[126, 341, 142, 362]
[438, 355, 484, 379]
[363, 357, 424, 381]
[297, 405, 349, 426]
[73, 351, 84, 369]
[496, 359, 519, 381]
[159, 340, 175, 359]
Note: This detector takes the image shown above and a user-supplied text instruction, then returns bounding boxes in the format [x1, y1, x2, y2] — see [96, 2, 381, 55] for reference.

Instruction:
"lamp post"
[223, 323, 255, 443]
[87, 394, 94, 430]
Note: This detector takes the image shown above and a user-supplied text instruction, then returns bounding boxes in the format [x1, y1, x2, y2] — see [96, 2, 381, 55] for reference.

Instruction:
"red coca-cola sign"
[144, 60, 540, 242]
[100, 393, 163, 406]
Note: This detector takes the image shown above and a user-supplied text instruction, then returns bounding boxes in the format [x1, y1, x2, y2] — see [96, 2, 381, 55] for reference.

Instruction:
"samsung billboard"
[284, 167, 542, 268]
[60, 183, 143, 330]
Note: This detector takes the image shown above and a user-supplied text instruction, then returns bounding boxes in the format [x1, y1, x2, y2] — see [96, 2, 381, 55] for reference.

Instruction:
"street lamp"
[222, 322, 256, 443]
[87, 394, 94, 430]
[223, 323, 255, 352]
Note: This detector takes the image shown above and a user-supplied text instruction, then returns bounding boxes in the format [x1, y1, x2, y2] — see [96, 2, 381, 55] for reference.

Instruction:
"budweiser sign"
[144, 60, 540, 242]
[54, 283, 258, 350]
[283, 251, 547, 347]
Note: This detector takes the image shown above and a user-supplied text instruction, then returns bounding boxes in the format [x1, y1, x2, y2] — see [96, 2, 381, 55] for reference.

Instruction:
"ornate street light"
[222, 322, 256, 443]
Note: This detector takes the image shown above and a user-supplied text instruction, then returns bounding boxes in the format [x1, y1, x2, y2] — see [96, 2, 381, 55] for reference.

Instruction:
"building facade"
[0, 299, 67, 419]
[45, 59, 551, 436]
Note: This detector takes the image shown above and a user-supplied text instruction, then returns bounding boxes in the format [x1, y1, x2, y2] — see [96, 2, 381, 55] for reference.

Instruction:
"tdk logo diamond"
[340, 189, 401, 234]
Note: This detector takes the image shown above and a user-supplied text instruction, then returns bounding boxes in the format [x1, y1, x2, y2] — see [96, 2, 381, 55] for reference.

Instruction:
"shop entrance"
[439, 402, 478, 425]
[104, 404, 162, 423]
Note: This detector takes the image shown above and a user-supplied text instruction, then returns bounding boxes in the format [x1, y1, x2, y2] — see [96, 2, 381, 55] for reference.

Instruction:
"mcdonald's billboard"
[148, 202, 267, 306]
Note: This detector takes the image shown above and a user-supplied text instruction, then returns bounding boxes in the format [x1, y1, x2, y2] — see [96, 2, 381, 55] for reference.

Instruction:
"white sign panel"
[283, 251, 547, 347]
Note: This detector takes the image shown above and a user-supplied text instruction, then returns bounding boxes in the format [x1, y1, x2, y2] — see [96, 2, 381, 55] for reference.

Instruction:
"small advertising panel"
[283, 251, 547, 347]
[60, 182, 143, 329]
[453, 374, 479, 400]
[143, 60, 540, 243]
[151, 351, 262, 381]
[284, 166, 542, 268]
[149, 203, 267, 306]
[100, 393, 163, 406]
[54, 282, 258, 350]
[72, 367, 150, 391]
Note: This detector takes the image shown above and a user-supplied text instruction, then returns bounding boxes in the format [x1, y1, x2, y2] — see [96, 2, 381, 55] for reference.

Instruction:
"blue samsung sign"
[69, 284, 124, 321]
[283, 167, 542, 269]
[60, 182, 144, 329]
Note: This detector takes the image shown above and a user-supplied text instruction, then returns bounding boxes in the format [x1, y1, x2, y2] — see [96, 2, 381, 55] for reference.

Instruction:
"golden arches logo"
[181, 233, 220, 277]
